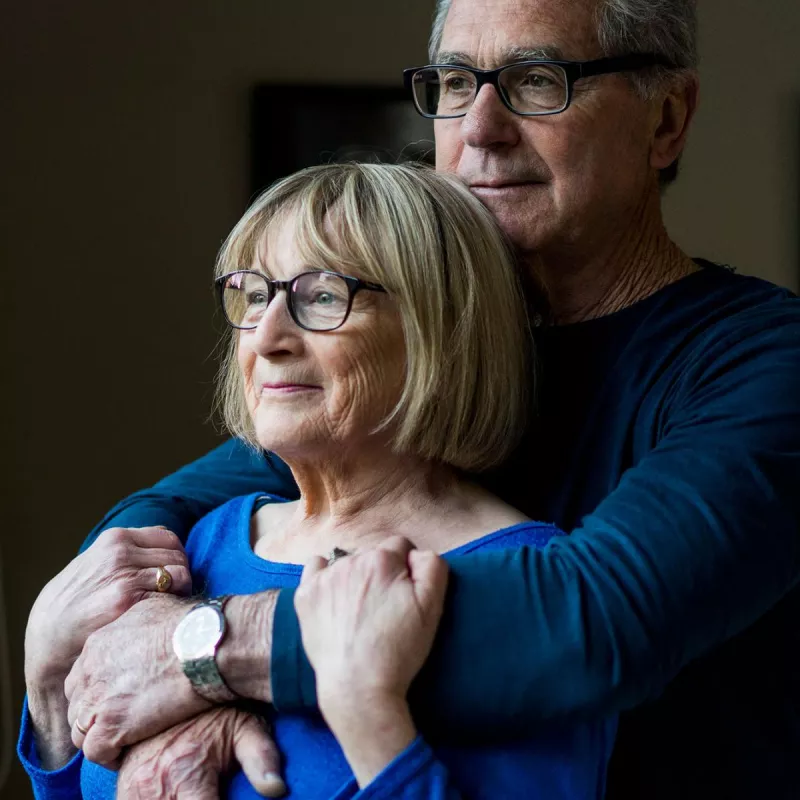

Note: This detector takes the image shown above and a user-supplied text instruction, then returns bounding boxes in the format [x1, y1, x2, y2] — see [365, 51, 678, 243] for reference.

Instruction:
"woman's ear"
[650, 74, 700, 171]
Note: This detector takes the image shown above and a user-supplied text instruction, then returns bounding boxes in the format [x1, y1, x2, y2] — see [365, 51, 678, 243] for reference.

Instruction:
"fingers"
[129, 545, 190, 570]
[136, 565, 193, 597]
[125, 526, 185, 551]
[300, 555, 327, 585]
[408, 550, 449, 618]
[233, 715, 286, 798]
[70, 707, 95, 751]
[377, 535, 417, 562]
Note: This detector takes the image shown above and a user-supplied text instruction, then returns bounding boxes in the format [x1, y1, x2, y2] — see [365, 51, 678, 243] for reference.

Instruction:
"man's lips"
[469, 179, 543, 190]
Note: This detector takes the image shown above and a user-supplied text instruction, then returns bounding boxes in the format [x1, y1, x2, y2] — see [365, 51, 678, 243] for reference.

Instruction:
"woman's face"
[237, 214, 406, 460]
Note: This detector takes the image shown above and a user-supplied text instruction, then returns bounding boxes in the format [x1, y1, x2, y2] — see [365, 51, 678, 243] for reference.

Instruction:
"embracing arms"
[68, 308, 800, 738]
[84, 312, 800, 736]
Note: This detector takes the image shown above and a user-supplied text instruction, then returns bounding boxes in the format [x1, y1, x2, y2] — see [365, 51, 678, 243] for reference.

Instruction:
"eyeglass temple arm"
[577, 53, 677, 79]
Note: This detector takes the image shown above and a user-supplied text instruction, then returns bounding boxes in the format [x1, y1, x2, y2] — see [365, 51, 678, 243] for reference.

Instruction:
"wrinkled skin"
[25, 526, 192, 770]
[118, 706, 284, 799]
[26, 526, 191, 688]
[65, 594, 208, 765]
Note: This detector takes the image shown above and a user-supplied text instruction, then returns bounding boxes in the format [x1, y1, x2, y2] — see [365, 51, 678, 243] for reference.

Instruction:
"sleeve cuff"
[17, 696, 83, 798]
[351, 736, 437, 800]
[270, 588, 318, 711]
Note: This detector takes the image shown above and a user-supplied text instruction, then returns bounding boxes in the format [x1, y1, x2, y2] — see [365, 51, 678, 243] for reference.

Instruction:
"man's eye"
[521, 71, 555, 89]
[442, 72, 474, 93]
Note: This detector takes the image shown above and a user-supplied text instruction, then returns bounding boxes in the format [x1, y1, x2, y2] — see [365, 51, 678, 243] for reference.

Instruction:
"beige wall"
[1, 2, 798, 797]
[664, 0, 800, 289]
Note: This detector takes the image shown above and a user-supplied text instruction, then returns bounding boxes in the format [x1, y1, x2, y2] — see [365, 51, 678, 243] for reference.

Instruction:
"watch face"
[173, 605, 224, 660]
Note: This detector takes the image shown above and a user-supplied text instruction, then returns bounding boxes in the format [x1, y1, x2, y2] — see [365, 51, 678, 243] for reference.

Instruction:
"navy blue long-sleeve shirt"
[82, 262, 800, 799]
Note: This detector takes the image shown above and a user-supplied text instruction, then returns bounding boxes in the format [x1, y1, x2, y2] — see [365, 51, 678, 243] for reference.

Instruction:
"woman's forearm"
[26, 682, 77, 770]
[320, 688, 417, 788]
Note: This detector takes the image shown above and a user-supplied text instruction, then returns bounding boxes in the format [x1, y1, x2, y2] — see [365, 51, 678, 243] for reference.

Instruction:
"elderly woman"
[21, 163, 616, 798]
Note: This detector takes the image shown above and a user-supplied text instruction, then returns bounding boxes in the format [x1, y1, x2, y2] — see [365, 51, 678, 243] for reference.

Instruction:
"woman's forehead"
[254, 204, 347, 274]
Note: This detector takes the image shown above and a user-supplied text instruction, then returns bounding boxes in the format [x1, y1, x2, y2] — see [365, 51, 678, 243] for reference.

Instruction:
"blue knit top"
[19, 493, 616, 799]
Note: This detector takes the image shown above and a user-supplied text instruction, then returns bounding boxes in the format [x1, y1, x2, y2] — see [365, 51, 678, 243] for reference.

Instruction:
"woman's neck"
[256, 441, 525, 557]
[286, 443, 455, 544]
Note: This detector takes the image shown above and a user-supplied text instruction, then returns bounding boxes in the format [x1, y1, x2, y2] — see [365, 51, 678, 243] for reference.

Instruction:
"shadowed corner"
[796, 99, 800, 290]
[0, 546, 13, 796]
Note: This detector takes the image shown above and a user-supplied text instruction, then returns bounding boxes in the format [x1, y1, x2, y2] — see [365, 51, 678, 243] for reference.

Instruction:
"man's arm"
[271, 310, 800, 735]
[80, 438, 298, 552]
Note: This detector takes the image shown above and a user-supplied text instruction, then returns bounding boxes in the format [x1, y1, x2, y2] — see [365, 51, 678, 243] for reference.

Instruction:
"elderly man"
[24, 0, 800, 797]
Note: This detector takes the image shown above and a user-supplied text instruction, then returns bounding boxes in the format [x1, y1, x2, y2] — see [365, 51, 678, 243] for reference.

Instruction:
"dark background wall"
[1, 1, 798, 797]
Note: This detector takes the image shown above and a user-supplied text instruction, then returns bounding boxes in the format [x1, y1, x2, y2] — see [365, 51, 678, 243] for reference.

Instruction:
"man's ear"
[650, 73, 700, 171]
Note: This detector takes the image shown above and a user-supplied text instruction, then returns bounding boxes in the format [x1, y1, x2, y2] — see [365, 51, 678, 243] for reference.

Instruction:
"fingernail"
[262, 773, 287, 797]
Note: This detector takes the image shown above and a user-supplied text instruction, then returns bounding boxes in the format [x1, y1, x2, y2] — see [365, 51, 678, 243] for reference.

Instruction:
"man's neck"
[524, 196, 698, 326]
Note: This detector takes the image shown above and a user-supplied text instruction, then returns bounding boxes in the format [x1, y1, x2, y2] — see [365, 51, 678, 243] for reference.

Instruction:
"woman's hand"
[24, 525, 191, 768]
[294, 536, 449, 786]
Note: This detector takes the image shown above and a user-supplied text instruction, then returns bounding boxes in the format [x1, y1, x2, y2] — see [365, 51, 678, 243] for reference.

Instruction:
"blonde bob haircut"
[215, 162, 532, 472]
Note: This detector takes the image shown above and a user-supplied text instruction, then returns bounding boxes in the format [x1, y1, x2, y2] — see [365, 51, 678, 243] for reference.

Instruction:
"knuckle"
[371, 549, 395, 572]
[170, 565, 192, 590]
[98, 527, 128, 548]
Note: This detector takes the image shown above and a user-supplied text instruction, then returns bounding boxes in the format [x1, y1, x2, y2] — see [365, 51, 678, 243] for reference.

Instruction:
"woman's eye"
[247, 291, 269, 305]
[311, 291, 338, 306]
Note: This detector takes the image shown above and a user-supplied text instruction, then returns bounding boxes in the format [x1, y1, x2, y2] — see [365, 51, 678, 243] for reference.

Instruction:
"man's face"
[434, 0, 660, 257]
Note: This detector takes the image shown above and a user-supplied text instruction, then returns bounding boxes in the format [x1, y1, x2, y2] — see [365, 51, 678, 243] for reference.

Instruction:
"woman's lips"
[260, 383, 322, 395]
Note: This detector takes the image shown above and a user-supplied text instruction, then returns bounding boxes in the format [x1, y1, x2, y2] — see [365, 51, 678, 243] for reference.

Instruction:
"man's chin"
[479, 200, 551, 253]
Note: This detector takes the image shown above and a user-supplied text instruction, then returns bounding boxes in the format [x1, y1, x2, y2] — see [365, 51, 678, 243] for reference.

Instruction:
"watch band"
[180, 596, 237, 704]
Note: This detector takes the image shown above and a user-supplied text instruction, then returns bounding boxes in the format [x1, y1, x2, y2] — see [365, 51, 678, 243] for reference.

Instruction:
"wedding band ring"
[155, 566, 173, 593]
[327, 547, 349, 567]
[75, 719, 91, 736]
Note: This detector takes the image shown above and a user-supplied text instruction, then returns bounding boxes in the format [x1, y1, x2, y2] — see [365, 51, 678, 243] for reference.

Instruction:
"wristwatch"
[172, 596, 237, 704]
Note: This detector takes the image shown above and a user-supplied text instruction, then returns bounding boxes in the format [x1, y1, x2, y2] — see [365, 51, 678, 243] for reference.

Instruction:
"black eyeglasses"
[215, 270, 387, 332]
[404, 54, 675, 118]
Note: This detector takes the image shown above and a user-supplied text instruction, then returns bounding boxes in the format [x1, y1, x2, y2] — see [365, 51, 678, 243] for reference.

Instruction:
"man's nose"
[460, 84, 520, 150]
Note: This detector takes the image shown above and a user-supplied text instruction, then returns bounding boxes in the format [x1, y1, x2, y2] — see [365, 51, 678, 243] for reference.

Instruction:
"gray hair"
[428, 0, 698, 183]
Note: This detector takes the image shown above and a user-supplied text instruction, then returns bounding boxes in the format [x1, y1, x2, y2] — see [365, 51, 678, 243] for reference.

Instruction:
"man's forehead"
[437, 0, 600, 63]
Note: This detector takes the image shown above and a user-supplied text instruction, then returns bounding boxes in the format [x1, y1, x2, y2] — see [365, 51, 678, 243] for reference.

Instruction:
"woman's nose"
[250, 291, 302, 356]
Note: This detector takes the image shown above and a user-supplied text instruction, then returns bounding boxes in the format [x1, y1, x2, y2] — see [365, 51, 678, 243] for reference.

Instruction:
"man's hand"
[26, 526, 191, 688]
[25, 526, 191, 770]
[64, 590, 278, 766]
[65, 594, 208, 765]
[117, 706, 286, 799]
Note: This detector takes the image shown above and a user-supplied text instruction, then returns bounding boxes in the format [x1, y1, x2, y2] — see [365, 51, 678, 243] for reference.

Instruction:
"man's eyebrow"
[434, 51, 475, 66]
[434, 45, 566, 67]
[506, 45, 566, 62]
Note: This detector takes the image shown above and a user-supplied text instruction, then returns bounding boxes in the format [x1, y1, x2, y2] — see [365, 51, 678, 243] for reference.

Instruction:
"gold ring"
[75, 718, 91, 736]
[155, 566, 173, 593]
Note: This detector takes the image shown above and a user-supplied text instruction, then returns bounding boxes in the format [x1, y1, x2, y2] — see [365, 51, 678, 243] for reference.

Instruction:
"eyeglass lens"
[221, 271, 352, 331]
[412, 63, 569, 117]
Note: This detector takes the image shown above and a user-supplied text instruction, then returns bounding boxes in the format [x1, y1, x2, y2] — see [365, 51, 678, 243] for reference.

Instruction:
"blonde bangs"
[214, 163, 532, 472]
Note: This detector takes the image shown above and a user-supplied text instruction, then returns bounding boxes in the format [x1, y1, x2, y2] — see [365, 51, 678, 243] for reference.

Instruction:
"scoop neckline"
[236, 492, 553, 574]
